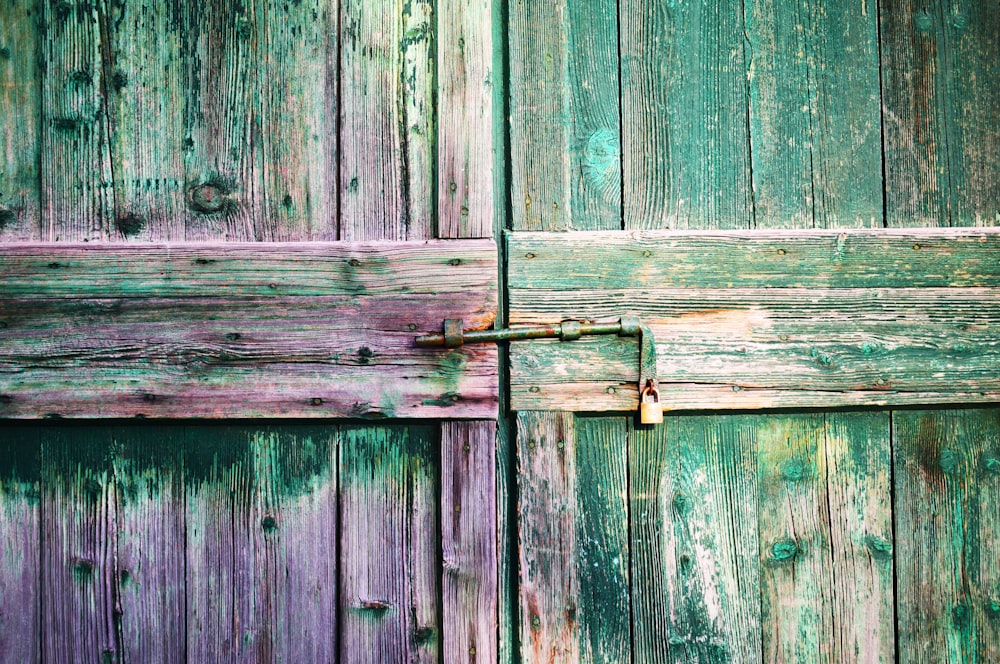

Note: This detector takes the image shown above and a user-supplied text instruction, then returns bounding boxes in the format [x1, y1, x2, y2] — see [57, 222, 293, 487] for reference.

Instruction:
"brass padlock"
[639, 382, 663, 424]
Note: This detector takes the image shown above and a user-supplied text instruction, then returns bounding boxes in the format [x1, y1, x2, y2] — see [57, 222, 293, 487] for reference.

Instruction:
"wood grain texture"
[339, 425, 440, 663]
[573, 417, 630, 661]
[515, 411, 578, 662]
[620, 0, 752, 230]
[508, 0, 620, 231]
[438, 0, 494, 239]
[40, 426, 121, 662]
[340, 0, 434, 241]
[880, 0, 1000, 228]
[509, 228, 1000, 290]
[747, 0, 883, 229]
[40, 0, 114, 241]
[112, 426, 185, 664]
[441, 421, 498, 664]
[184, 426, 256, 662]
[630, 416, 760, 663]
[0, 241, 498, 419]
[0, 1, 41, 241]
[894, 410, 1000, 662]
[757, 415, 834, 661]
[251, 427, 339, 662]
[0, 426, 40, 664]
[825, 412, 895, 663]
[508, 229, 1000, 411]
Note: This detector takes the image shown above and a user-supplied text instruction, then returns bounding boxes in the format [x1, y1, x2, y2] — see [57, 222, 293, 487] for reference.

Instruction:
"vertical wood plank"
[894, 410, 1000, 662]
[747, 0, 882, 229]
[441, 422, 498, 664]
[881, 0, 1000, 227]
[112, 426, 185, 664]
[340, 0, 435, 241]
[184, 427, 256, 662]
[0, 1, 42, 240]
[0, 426, 40, 664]
[508, 0, 619, 231]
[39, 0, 114, 241]
[516, 411, 578, 662]
[825, 413, 895, 663]
[105, 0, 186, 241]
[40, 426, 121, 662]
[339, 425, 439, 662]
[620, 0, 752, 230]
[630, 416, 760, 663]
[179, 0, 337, 241]
[438, 0, 494, 239]
[575, 417, 630, 661]
[252, 427, 339, 662]
[757, 415, 833, 662]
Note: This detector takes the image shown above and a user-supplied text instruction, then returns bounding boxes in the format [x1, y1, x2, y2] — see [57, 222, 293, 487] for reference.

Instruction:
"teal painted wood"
[893, 410, 1000, 661]
[881, 0, 1000, 227]
[574, 417, 631, 661]
[339, 425, 440, 662]
[747, 0, 882, 229]
[620, 0, 752, 230]
[509, 0, 621, 231]
[40, 0, 114, 241]
[0, 426, 40, 664]
[629, 416, 760, 663]
[0, 2, 41, 241]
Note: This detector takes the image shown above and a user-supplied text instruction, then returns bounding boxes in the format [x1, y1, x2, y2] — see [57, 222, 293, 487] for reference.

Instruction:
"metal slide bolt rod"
[415, 316, 662, 423]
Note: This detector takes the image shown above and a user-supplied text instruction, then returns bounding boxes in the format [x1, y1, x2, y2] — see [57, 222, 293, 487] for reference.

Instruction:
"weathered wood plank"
[441, 421, 498, 664]
[112, 426, 185, 664]
[894, 410, 1000, 662]
[251, 427, 339, 662]
[574, 417, 630, 661]
[184, 426, 256, 662]
[0, 1, 42, 241]
[515, 412, 578, 662]
[747, 0, 882, 229]
[509, 0, 620, 232]
[509, 228, 1000, 290]
[510, 287, 1000, 411]
[0, 426, 40, 664]
[620, 0, 752, 230]
[0, 240, 498, 296]
[0, 241, 498, 419]
[630, 415, 760, 662]
[339, 425, 440, 662]
[39, 0, 114, 241]
[105, 0, 186, 242]
[438, 0, 494, 239]
[757, 415, 834, 661]
[40, 426, 121, 662]
[881, 0, 1000, 228]
[825, 412, 895, 663]
[340, 0, 434, 241]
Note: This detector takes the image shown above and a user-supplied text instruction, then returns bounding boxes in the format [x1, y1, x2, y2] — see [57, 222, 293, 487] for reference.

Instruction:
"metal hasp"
[416, 316, 661, 422]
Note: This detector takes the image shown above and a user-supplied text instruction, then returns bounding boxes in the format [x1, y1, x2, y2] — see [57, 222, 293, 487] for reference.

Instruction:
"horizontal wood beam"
[508, 229, 1000, 412]
[0, 241, 498, 419]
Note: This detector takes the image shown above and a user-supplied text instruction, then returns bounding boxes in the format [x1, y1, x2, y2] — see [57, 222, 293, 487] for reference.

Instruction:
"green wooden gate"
[2, 0, 999, 662]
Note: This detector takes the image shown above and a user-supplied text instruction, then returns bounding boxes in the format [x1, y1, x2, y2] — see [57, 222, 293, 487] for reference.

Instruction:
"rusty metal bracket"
[416, 317, 659, 414]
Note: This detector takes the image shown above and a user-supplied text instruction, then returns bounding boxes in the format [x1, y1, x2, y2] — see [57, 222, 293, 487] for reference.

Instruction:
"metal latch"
[416, 316, 661, 424]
